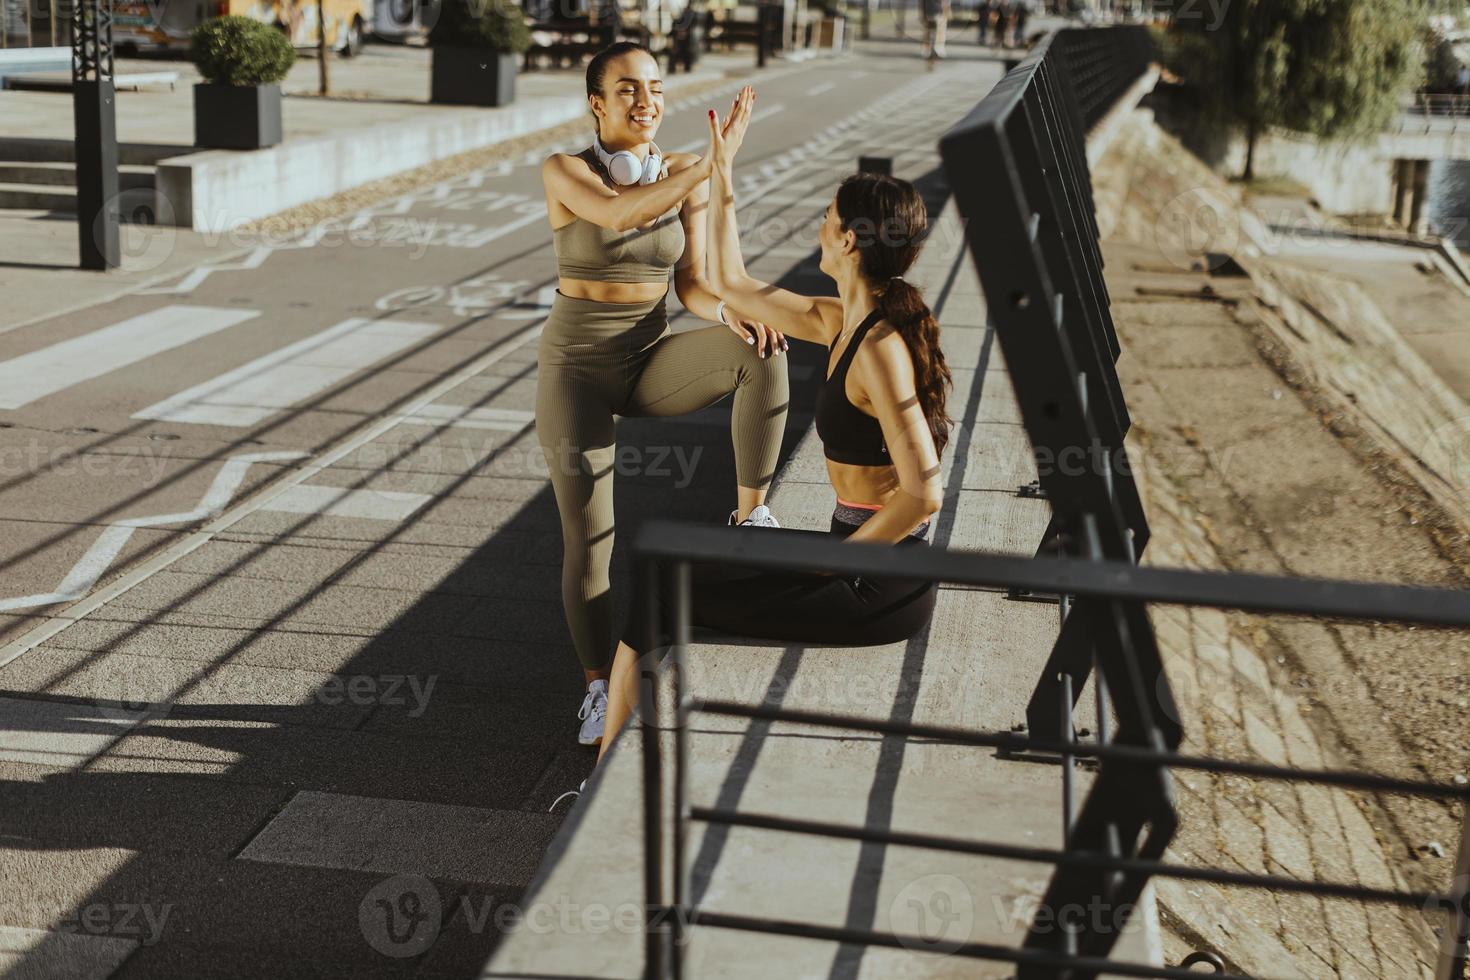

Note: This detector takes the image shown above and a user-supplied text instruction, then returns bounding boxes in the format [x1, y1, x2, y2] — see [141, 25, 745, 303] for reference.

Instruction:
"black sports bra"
[815, 310, 890, 467]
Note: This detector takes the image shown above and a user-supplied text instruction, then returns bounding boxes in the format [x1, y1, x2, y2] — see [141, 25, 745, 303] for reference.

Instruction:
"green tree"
[1163, 0, 1430, 179]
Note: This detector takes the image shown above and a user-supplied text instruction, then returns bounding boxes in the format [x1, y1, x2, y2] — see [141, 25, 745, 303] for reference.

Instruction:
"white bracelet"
[715, 299, 729, 326]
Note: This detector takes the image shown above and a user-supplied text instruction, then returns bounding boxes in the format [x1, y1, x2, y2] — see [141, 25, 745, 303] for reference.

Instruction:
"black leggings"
[624, 516, 937, 653]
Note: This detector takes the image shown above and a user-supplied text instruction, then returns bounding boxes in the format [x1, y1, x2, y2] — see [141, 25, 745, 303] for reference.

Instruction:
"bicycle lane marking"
[0, 314, 546, 669]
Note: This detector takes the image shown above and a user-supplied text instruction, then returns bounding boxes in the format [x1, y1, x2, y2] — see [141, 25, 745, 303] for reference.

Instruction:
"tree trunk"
[318, 0, 331, 96]
[1243, 117, 1257, 181]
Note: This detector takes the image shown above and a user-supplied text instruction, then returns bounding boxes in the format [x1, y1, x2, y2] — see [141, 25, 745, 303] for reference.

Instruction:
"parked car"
[114, 0, 371, 57]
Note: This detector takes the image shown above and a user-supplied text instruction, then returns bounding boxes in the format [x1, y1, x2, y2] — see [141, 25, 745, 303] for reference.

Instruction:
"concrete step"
[0, 161, 156, 189]
[4, 69, 180, 92]
[0, 137, 187, 166]
[0, 181, 158, 219]
[0, 181, 75, 211]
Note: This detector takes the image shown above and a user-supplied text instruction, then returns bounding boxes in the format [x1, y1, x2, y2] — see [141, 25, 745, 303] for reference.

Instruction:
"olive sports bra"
[552, 148, 686, 283]
[815, 310, 890, 467]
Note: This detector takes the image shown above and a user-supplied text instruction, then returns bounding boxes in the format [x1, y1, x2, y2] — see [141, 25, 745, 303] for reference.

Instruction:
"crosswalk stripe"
[0, 305, 258, 410]
[395, 404, 535, 431]
[131, 317, 440, 427]
[260, 483, 433, 521]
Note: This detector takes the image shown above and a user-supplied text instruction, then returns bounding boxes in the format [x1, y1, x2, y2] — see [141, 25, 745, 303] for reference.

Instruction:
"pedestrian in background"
[977, 0, 993, 44]
[921, 0, 949, 59]
[1013, 0, 1029, 46]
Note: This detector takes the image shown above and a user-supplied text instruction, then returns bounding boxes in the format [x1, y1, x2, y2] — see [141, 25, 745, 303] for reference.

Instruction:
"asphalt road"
[0, 37, 1005, 979]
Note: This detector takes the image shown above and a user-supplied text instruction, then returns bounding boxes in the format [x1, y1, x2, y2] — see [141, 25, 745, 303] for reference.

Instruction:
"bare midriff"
[556, 277, 670, 304]
[829, 460, 900, 510]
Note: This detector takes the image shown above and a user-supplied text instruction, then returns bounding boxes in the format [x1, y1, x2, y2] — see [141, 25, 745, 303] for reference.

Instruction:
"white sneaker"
[549, 779, 585, 812]
[728, 504, 780, 528]
[577, 679, 607, 746]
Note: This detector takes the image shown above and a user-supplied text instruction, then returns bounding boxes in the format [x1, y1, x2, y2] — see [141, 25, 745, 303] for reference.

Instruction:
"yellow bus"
[113, 0, 372, 57]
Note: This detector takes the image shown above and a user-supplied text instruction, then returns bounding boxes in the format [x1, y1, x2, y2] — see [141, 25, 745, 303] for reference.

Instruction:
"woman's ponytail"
[835, 174, 954, 457]
[873, 277, 954, 457]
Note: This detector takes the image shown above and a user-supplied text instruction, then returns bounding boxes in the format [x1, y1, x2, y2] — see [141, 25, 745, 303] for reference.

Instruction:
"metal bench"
[523, 15, 651, 70]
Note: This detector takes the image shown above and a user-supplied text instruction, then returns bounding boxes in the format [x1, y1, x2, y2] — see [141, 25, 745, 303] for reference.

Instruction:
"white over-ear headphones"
[593, 138, 664, 186]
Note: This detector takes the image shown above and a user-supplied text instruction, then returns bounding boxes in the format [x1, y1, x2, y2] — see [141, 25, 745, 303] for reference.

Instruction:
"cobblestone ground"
[1094, 109, 1469, 977]
[1132, 448, 1438, 978]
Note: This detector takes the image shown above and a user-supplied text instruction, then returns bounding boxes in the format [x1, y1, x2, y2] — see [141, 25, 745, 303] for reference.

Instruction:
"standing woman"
[538, 44, 790, 747]
[597, 88, 953, 763]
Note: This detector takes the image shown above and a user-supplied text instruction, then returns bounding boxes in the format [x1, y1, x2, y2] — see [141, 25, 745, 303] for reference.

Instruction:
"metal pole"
[670, 559, 691, 980]
[71, 0, 120, 271]
[1060, 673, 1074, 839]
[1436, 803, 1470, 980]
[639, 557, 668, 980]
[756, 2, 768, 67]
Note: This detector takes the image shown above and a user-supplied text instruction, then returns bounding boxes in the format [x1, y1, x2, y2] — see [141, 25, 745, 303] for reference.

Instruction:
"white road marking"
[0, 696, 142, 769]
[133, 317, 440, 427]
[395, 404, 535, 431]
[806, 82, 836, 96]
[0, 306, 258, 410]
[676, 105, 785, 155]
[137, 247, 275, 296]
[489, 284, 557, 321]
[261, 483, 433, 521]
[0, 319, 546, 668]
[0, 450, 307, 613]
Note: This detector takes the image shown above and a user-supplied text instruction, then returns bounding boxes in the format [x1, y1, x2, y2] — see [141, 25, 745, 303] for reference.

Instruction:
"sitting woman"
[596, 86, 954, 763]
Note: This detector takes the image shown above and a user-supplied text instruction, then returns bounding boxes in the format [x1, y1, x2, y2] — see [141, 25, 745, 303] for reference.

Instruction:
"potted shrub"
[190, 16, 295, 150]
[429, 0, 532, 108]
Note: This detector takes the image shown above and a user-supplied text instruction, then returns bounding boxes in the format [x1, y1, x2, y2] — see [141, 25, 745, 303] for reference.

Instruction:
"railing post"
[639, 556, 669, 980]
[1437, 803, 1470, 980]
[756, 2, 770, 68]
[670, 559, 692, 979]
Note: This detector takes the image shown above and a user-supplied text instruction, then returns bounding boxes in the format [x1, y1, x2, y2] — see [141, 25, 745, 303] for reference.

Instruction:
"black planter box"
[431, 46, 517, 107]
[193, 83, 283, 151]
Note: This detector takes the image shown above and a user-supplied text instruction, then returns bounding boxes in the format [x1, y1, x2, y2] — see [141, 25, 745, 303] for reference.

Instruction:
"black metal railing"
[633, 531, 1470, 978]
[1051, 25, 1155, 132]
[630, 24, 1470, 980]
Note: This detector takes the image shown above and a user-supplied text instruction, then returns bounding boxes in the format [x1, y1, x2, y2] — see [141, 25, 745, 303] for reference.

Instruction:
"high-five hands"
[707, 86, 756, 174]
[707, 85, 786, 358]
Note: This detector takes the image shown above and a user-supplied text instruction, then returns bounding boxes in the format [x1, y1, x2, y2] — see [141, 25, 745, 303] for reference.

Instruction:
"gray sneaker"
[577, 680, 607, 746]
[728, 504, 780, 528]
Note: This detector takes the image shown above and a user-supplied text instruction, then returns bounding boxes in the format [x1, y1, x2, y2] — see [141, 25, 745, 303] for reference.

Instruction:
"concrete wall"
[154, 95, 596, 232]
[1214, 128, 1396, 214]
[0, 46, 69, 86]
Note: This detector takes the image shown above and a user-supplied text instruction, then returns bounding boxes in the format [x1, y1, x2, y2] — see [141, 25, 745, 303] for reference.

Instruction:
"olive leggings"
[535, 291, 789, 671]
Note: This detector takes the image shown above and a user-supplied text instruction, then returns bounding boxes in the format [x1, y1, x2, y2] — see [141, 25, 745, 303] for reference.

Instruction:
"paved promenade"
[0, 29, 1121, 978]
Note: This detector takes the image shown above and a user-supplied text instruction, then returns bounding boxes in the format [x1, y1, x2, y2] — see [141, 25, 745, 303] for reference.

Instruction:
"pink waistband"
[836, 496, 883, 511]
